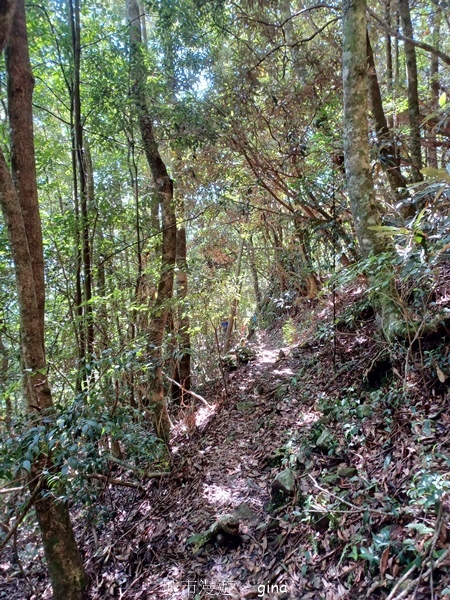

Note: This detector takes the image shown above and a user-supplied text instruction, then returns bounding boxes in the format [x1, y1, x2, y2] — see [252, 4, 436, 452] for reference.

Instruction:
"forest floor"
[4, 286, 450, 600]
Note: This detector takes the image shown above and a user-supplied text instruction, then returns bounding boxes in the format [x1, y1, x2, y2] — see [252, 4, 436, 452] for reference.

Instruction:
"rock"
[214, 514, 240, 536]
[186, 514, 241, 551]
[271, 468, 296, 497]
[337, 466, 357, 478]
[232, 502, 255, 520]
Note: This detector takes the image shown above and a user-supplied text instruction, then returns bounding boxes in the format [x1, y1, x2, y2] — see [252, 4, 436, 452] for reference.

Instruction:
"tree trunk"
[0, 1, 86, 596]
[247, 236, 262, 313]
[6, 0, 44, 342]
[127, 0, 176, 445]
[385, 0, 393, 95]
[171, 216, 191, 403]
[343, 0, 402, 337]
[69, 0, 94, 362]
[429, 13, 440, 168]
[223, 235, 244, 354]
[366, 30, 408, 205]
[398, 0, 423, 183]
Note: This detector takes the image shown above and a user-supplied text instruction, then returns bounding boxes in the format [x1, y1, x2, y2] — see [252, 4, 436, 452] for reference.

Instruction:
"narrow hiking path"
[90, 333, 306, 599]
[83, 293, 450, 600]
[85, 302, 373, 600]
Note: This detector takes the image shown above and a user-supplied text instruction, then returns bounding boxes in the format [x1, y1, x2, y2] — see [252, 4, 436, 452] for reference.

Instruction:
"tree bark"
[223, 235, 244, 354]
[343, 0, 402, 337]
[5, 0, 44, 341]
[366, 30, 408, 205]
[343, 0, 383, 259]
[429, 13, 440, 168]
[69, 0, 94, 362]
[171, 215, 191, 403]
[127, 0, 176, 445]
[0, 0, 86, 596]
[398, 0, 423, 183]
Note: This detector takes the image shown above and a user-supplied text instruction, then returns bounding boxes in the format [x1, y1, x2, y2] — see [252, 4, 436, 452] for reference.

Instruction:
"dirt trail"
[90, 334, 306, 600]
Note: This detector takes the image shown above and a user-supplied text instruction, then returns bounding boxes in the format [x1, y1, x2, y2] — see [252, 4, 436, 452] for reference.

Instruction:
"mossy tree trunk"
[127, 0, 176, 445]
[343, 0, 402, 338]
[0, 1, 86, 597]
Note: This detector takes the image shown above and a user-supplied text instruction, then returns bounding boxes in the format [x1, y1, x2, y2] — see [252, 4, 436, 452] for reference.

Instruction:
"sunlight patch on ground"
[195, 404, 217, 427]
[273, 367, 294, 376]
[294, 409, 320, 426]
[202, 484, 233, 506]
[258, 349, 279, 364]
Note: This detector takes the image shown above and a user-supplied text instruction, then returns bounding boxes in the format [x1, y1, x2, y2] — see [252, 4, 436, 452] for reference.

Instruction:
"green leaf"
[439, 92, 447, 107]
[360, 546, 377, 563]
[22, 459, 32, 474]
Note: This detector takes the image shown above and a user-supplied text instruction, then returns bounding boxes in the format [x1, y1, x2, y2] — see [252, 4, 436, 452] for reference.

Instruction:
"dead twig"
[387, 545, 450, 600]
[308, 474, 395, 516]
[162, 372, 211, 407]
[0, 486, 23, 494]
[387, 504, 446, 600]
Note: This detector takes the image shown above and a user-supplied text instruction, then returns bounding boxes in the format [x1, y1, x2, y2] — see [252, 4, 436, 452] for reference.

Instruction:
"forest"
[1, 0, 450, 597]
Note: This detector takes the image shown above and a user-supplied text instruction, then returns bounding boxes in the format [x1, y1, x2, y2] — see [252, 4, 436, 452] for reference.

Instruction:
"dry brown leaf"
[436, 364, 447, 383]
[380, 546, 390, 577]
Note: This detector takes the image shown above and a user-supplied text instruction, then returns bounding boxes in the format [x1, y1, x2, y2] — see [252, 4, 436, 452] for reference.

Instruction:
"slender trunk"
[6, 0, 44, 341]
[0, 320, 10, 430]
[127, 0, 176, 445]
[398, 0, 423, 182]
[224, 236, 244, 354]
[366, 30, 408, 205]
[70, 109, 85, 389]
[343, 0, 383, 258]
[69, 0, 94, 360]
[429, 13, 440, 168]
[247, 236, 262, 312]
[293, 217, 320, 297]
[385, 0, 393, 92]
[385, 0, 394, 129]
[171, 216, 191, 403]
[0, 2, 86, 596]
[393, 8, 400, 128]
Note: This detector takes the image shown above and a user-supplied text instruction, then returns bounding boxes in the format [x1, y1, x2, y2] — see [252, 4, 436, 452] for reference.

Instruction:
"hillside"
[4, 286, 450, 600]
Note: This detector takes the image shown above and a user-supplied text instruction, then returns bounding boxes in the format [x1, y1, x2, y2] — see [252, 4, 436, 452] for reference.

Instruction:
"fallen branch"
[0, 486, 23, 494]
[162, 372, 211, 407]
[387, 546, 450, 600]
[85, 473, 146, 490]
[308, 474, 395, 517]
[386, 504, 448, 600]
